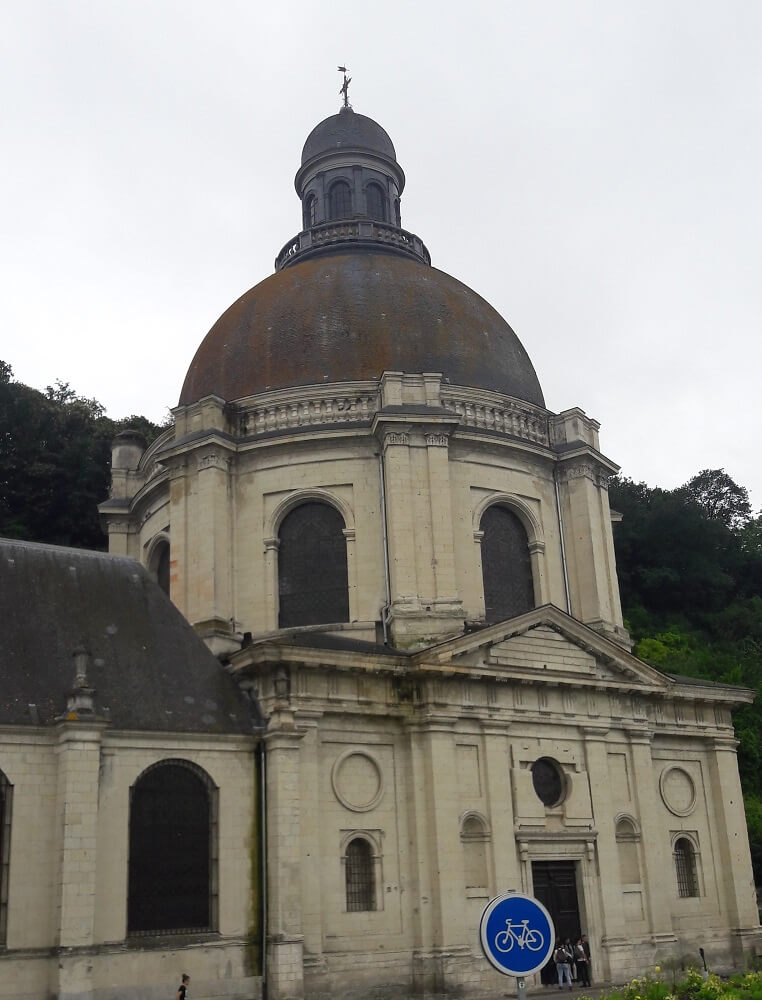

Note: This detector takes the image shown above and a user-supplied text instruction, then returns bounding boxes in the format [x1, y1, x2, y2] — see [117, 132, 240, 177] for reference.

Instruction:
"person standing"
[574, 937, 591, 987]
[554, 940, 573, 990]
[176, 973, 190, 1000]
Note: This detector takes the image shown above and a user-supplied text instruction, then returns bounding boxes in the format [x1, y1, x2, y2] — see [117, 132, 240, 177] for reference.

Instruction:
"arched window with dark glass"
[345, 837, 375, 912]
[0, 770, 11, 945]
[328, 180, 352, 220]
[480, 505, 534, 623]
[366, 183, 387, 222]
[151, 541, 170, 595]
[278, 502, 349, 628]
[674, 837, 699, 897]
[128, 761, 216, 933]
[303, 193, 317, 229]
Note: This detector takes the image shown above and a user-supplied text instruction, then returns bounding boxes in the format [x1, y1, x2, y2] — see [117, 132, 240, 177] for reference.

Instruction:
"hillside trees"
[0, 362, 165, 549]
[609, 470, 762, 879]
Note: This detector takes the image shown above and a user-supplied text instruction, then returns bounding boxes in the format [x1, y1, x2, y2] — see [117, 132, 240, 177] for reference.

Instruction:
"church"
[1, 97, 759, 1000]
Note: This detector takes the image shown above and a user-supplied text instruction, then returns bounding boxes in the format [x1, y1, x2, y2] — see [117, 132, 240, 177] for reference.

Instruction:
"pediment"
[415, 605, 669, 693]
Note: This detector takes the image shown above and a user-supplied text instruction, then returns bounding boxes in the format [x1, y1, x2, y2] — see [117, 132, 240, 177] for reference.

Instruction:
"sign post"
[479, 891, 555, 1000]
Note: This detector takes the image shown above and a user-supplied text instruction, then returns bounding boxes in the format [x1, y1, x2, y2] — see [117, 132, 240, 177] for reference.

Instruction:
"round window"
[531, 757, 565, 807]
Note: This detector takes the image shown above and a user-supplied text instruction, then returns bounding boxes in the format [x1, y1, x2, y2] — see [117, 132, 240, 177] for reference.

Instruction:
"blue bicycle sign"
[479, 892, 555, 976]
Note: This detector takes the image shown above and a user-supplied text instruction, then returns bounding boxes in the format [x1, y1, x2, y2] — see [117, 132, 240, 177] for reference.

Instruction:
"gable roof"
[0, 538, 254, 733]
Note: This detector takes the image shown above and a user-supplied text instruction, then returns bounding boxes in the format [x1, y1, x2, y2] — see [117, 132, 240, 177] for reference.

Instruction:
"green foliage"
[587, 971, 762, 1000]
[0, 362, 164, 550]
[610, 471, 762, 883]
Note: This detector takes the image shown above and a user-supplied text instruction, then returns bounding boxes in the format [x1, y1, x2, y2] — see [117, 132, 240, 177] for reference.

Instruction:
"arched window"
[366, 183, 387, 222]
[461, 815, 489, 889]
[674, 837, 699, 897]
[278, 502, 349, 628]
[156, 543, 170, 595]
[0, 771, 11, 945]
[303, 193, 317, 229]
[480, 505, 534, 623]
[128, 761, 216, 933]
[615, 818, 641, 884]
[345, 838, 375, 911]
[328, 181, 352, 220]
[148, 537, 170, 596]
[394, 198, 401, 226]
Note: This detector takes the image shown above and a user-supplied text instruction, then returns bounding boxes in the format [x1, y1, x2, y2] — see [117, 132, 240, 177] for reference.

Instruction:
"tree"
[681, 468, 752, 531]
[0, 363, 164, 549]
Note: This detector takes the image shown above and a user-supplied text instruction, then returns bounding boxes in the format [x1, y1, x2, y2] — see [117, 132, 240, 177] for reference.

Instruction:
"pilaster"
[706, 736, 761, 956]
[481, 724, 521, 893]
[265, 711, 305, 1000]
[408, 714, 472, 993]
[54, 722, 106, 1000]
[581, 727, 627, 977]
[626, 729, 676, 943]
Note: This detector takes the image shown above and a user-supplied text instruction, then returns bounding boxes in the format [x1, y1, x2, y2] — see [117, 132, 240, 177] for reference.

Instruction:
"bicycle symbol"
[493, 918, 544, 953]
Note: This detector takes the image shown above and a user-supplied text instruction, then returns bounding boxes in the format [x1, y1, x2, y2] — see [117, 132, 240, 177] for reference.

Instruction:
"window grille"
[480, 505, 534, 623]
[0, 771, 11, 945]
[328, 181, 352, 220]
[345, 838, 375, 912]
[674, 838, 699, 897]
[366, 184, 387, 222]
[278, 502, 349, 628]
[128, 761, 216, 934]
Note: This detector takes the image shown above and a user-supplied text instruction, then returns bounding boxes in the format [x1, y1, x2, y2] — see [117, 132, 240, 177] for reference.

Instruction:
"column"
[54, 722, 105, 1000]
[265, 715, 305, 1000]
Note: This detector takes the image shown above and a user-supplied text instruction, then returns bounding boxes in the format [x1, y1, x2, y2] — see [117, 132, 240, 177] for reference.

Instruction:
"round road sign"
[479, 892, 555, 977]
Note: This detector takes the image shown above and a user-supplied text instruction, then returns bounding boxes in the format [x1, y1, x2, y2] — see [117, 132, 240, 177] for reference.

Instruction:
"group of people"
[553, 935, 591, 990]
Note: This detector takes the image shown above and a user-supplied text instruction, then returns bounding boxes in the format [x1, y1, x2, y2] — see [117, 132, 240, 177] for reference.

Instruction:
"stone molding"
[557, 461, 613, 489]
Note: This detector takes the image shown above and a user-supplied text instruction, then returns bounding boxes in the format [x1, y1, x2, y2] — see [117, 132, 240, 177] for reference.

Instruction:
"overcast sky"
[2, 1, 760, 509]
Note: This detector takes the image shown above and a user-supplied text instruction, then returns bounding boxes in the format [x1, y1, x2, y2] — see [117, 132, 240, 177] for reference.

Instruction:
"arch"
[472, 493, 543, 544]
[0, 770, 11, 944]
[328, 180, 352, 220]
[128, 759, 217, 933]
[614, 814, 640, 840]
[268, 488, 355, 538]
[673, 836, 700, 897]
[344, 836, 376, 912]
[278, 501, 349, 627]
[303, 192, 317, 229]
[365, 182, 387, 222]
[480, 503, 535, 622]
[146, 532, 170, 595]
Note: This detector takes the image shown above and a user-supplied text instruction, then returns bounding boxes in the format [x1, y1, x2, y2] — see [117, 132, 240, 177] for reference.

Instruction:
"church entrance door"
[531, 861, 582, 985]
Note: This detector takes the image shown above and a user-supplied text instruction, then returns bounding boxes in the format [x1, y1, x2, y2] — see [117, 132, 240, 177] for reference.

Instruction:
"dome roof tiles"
[179, 252, 545, 408]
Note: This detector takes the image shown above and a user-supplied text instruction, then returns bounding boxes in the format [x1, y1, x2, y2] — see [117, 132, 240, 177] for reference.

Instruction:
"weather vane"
[338, 65, 352, 108]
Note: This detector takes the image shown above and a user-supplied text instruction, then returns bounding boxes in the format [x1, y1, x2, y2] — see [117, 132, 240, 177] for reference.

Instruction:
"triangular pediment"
[413, 605, 669, 692]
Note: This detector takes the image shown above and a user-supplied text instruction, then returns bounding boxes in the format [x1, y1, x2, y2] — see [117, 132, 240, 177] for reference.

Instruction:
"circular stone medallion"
[331, 750, 384, 812]
[659, 766, 697, 816]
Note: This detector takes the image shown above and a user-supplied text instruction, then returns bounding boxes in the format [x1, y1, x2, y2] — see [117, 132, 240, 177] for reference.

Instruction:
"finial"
[338, 65, 352, 109]
[73, 644, 90, 689]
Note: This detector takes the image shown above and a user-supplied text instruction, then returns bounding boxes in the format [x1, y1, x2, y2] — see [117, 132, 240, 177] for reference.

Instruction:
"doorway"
[532, 861, 582, 985]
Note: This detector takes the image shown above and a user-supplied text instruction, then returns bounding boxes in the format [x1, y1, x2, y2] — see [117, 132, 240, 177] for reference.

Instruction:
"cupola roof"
[301, 106, 396, 165]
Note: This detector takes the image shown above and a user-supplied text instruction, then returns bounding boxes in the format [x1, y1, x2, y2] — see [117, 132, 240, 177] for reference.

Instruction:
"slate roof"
[0, 538, 254, 734]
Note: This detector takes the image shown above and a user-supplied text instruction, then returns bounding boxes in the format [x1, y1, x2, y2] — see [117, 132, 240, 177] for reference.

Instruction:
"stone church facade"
[3, 103, 753, 1000]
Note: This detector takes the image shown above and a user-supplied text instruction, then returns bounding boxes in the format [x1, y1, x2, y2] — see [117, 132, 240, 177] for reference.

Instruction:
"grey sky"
[2, 1, 760, 509]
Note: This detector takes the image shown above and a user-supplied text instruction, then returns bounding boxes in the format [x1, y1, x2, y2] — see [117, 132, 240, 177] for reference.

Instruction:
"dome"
[301, 107, 396, 165]
[179, 252, 545, 407]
